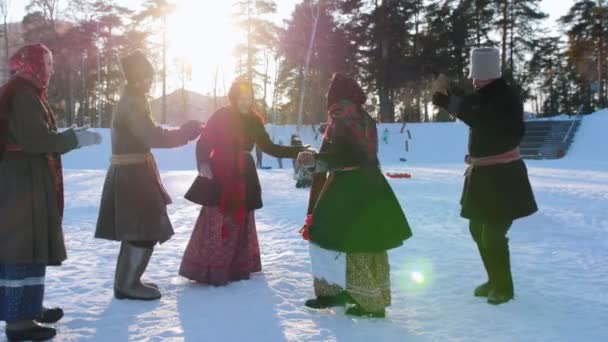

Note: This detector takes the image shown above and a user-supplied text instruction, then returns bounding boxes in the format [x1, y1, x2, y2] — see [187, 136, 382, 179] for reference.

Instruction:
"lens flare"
[396, 258, 434, 295]
[410, 271, 425, 284]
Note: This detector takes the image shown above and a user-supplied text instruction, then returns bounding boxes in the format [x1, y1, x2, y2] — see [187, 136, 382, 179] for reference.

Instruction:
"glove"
[296, 151, 316, 168]
[74, 129, 102, 148]
[180, 120, 203, 141]
[448, 83, 466, 97]
[432, 92, 450, 110]
[432, 73, 450, 95]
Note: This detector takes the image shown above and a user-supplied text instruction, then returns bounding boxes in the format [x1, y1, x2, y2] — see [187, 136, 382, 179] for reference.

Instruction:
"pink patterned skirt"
[179, 207, 262, 286]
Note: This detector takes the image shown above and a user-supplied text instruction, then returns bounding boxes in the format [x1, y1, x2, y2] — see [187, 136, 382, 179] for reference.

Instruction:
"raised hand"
[73, 128, 102, 148]
[432, 92, 450, 110]
[297, 151, 316, 168]
[180, 120, 204, 141]
[432, 73, 450, 96]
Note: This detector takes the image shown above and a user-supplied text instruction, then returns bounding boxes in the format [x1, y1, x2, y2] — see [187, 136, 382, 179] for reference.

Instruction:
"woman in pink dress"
[180, 79, 305, 286]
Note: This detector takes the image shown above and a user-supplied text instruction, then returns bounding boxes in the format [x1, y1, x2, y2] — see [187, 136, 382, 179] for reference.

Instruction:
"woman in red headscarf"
[297, 73, 412, 318]
[180, 79, 306, 286]
[0, 44, 101, 341]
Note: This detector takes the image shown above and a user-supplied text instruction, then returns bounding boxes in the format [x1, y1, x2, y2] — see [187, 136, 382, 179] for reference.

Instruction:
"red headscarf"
[9, 44, 52, 97]
[0, 44, 52, 132]
[0, 44, 65, 219]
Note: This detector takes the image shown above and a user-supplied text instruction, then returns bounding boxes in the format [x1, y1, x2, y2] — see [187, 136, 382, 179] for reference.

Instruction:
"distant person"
[180, 79, 307, 286]
[382, 128, 389, 144]
[297, 73, 412, 318]
[0, 44, 101, 341]
[95, 51, 202, 301]
[432, 47, 537, 305]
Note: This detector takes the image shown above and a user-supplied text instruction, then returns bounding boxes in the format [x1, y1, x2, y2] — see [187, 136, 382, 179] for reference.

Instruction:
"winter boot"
[345, 304, 386, 318]
[474, 246, 494, 297]
[5, 320, 56, 341]
[114, 242, 161, 301]
[487, 240, 514, 305]
[38, 307, 64, 324]
[305, 291, 352, 309]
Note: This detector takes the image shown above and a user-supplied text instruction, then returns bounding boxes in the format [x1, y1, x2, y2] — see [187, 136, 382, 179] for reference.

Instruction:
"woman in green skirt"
[297, 74, 412, 318]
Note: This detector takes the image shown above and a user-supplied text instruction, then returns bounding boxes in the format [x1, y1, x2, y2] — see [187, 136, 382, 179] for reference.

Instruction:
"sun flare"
[166, 0, 241, 94]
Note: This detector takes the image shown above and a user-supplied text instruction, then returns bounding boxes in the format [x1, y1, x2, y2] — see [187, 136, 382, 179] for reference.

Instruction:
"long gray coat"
[0, 82, 78, 265]
[95, 86, 189, 243]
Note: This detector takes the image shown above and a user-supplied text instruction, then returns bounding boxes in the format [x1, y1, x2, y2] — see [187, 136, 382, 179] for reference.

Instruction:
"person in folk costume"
[432, 48, 538, 305]
[0, 44, 102, 341]
[180, 79, 308, 286]
[297, 74, 412, 318]
[95, 51, 202, 301]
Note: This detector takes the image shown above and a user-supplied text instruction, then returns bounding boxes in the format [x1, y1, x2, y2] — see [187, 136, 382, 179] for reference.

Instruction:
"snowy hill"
[62, 110, 607, 171]
[4, 111, 607, 342]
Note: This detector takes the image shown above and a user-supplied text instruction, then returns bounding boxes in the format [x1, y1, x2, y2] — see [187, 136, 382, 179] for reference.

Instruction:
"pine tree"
[277, 0, 354, 124]
[560, 0, 606, 112]
[234, 0, 277, 94]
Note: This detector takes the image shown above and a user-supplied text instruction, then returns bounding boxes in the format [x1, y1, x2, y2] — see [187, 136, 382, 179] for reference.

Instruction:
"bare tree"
[135, 0, 176, 124]
[296, 1, 320, 131]
[0, 0, 11, 73]
[27, 0, 60, 28]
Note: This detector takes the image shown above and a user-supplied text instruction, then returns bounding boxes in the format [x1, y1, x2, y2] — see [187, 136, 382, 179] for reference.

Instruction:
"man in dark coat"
[432, 47, 537, 305]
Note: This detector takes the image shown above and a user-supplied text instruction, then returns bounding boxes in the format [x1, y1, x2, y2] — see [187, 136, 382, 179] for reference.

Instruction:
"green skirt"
[309, 167, 412, 253]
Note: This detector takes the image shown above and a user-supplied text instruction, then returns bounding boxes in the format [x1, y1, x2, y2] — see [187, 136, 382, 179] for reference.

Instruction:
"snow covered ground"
[2, 112, 608, 341]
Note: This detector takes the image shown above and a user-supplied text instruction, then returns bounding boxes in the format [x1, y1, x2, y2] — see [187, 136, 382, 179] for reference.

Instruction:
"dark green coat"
[307, 107, 411, 253]
[452, 79, 538, 222]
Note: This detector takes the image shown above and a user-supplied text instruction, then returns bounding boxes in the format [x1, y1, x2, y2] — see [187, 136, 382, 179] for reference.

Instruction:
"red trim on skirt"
[179, 207, 261, 286]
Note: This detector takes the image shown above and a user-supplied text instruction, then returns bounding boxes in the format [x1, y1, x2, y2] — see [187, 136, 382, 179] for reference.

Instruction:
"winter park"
[1, 0, 608, 341]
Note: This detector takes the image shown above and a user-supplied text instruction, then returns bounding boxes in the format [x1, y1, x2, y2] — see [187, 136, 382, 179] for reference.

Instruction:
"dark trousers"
[469, 220, 514, 295]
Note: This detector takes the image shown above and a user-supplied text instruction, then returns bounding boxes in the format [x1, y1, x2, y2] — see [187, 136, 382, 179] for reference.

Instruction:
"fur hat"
[120, 50, 155, 84]
[469, 48, 501, 80]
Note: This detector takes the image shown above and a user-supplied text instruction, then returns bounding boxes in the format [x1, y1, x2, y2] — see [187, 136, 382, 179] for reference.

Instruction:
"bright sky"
[8, 0, 576, 99]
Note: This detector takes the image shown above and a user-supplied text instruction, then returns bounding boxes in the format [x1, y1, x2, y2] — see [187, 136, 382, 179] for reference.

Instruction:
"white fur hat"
[469, 47, 501, 80]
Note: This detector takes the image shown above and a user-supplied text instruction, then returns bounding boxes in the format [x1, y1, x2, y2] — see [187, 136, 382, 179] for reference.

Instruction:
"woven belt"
[110, 153, 151, 165]
[1, 144, 24, 152]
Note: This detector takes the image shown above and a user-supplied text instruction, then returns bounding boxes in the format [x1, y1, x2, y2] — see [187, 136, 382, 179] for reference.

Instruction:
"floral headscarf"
[9, 44, 52, 97]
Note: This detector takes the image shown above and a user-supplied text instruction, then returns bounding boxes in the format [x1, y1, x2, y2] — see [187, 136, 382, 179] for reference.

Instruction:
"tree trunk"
[297, 2, 320, 130]
[501, 0, 508, 71]
[475, 0, 481, 46]
[247, 0, 253, 84]
[262, 50, 270, 116]
[3, 17, 9, 78]
[509, 0, 515, 73]
[599, 5, 605, 108]
[271, 57, 280, 124]
[379, 0, 395, 123]
[161, 14, 168, 124]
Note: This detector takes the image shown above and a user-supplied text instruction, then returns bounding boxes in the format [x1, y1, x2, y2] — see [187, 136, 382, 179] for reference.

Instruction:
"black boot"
[487, 239, 514, 305]
[474, 246, 494, 297]
[305, 291, 353, 309]
[305, 296, 336, 309]
[6, 321, 56, 341]
[38, 307, 64, 324]
[345, 304, 386, 318]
